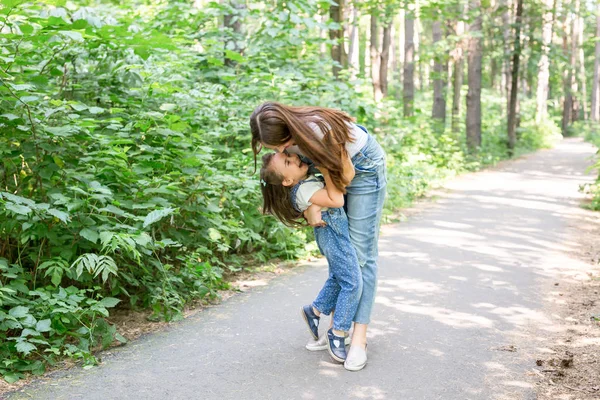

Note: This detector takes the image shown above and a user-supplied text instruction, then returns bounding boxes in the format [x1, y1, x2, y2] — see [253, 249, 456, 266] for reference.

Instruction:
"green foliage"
[0, 0, 562, 382]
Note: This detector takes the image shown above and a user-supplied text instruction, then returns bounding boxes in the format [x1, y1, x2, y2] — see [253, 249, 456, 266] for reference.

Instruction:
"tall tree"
[507, 0, 523, 152]
[577, 6, 587, 120]
[432, 18, 446, 126]
[348, 4, 360, 78]
[535, 0, 556, 123]
[592, 3, 600, 122]
[371, 8, 383, 100]
[466, 0, 483, 151]
[379, 5, 396, 99]
[404, 6, 415, 116]
[451, 1, 466, 134]
[223, 0, 245, 67]
[562, 4, 575, 135]
[330, 0, 347, 78]
[501, 0, 511, 98]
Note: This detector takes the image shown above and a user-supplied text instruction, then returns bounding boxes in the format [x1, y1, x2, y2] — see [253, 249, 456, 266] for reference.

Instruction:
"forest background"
[1, 0, 599, 383]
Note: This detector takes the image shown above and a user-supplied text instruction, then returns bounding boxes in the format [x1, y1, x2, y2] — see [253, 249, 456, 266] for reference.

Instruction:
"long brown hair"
[259, 153, 304, 227]
[250, 102, 355, 192]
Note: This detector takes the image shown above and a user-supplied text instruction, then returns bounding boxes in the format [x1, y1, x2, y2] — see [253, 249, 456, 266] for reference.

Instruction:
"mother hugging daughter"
[250, 102, 387, 371]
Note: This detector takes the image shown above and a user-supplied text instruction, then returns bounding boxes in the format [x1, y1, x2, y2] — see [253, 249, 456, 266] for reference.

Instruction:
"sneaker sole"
[327, 341, 346, 363]
[300, 307, 319, 340]
[306, 337, 350, 352]
[343, 360, 367, 371]
[305, 343, 328, 351]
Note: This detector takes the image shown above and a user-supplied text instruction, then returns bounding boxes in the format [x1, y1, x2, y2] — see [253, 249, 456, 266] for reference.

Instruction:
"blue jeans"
[312, 207, 363, 333]
[346, 132, 387, 324]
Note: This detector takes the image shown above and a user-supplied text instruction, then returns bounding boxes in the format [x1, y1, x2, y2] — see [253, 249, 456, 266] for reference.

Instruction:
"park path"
[7, 138, 598, 400]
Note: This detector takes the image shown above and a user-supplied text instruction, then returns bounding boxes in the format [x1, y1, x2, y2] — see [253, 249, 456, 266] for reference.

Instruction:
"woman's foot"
[327, 328, 347, 363]
[306, 333, 351, 351]
[301, 305, 320, 340]
[344, 343, 367, 371]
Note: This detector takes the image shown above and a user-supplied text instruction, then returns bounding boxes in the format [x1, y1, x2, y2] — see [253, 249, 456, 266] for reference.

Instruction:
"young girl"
[259, 151, 362, 363]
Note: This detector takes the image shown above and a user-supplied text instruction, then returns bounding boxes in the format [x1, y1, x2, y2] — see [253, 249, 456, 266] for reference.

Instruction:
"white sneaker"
[306, 334, 351, 351]
[344, 344, 367, 371]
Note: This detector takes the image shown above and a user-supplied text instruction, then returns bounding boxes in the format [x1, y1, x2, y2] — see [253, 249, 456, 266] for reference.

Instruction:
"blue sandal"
[301, 305, 320, 340]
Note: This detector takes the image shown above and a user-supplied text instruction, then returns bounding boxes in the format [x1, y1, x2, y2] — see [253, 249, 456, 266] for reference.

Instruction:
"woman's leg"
[345, 185, 386, 345]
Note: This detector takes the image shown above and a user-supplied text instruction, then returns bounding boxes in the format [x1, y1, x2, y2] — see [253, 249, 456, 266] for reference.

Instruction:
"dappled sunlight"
[379, 251, 431, 263]
[378, 278, 444, 294]
[376, 296, 495, 329]
[501, 380, 535, 389]
[348, 386, 387, 399]
[488, 306, 552, 328]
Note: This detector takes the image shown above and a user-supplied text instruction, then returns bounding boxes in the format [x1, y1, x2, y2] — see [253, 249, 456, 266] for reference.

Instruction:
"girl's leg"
[312, 272, 340, 316]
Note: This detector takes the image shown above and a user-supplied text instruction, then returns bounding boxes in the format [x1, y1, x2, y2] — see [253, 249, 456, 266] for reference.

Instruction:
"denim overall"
[290, 178, 362, 332]
[298, 124, 387, 325]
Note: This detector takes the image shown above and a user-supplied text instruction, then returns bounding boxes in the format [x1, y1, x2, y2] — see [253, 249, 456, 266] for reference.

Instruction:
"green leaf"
[47, 208, 69, 223]
[16, 341, 37, 355]
[3, 373, 20, 384]
[159, 103, 176, 112]
[80, 228, 99, 244]
[115, 333, 127, 343]
[225, 50, 245, 62]
[208, 228, 221, 242]
[9, 306, 29, 318]
[98, 297, 120, 308]
[36, 319, 52, 333]
[88, 107, 105, 114]
[5, 203, 32, 215]
[143, 208, 174, 228]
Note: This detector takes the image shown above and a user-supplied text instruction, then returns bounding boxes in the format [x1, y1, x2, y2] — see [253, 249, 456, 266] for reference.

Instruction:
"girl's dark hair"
[260, 153, 304, 227]
[250, 101, 355, 193]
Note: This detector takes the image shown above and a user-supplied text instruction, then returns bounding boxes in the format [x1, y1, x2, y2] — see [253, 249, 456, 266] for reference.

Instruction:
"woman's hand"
[304, 204, 326, 227]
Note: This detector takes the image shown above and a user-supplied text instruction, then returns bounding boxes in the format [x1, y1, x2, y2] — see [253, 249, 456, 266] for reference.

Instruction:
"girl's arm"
[304, 204, 326, 227]
[309, 169, 344, 208]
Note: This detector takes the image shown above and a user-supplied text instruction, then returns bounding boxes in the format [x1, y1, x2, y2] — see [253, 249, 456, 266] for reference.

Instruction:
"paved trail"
[8, 139, 597, 400]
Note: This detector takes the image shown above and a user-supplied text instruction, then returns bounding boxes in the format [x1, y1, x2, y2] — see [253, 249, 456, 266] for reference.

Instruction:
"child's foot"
[344, 343, 368, 371]
[327, 328, 347, 363]
[301, 305, 320, 340]
[306, 333, 351, 351]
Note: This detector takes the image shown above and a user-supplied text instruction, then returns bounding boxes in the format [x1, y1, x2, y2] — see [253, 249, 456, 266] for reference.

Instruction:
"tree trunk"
[570, 0, 580, 123]
[452, 1, 466, 134]
[501, 0, 511, 100]
[396, 10, 405, 100]
[535, 0, 555, 123]
[466, 0, 482, 151]
[415, 1, 423, 91]
[348, 4, 360, 78]
[432, 19, 446, 126]
[223, 0, 245, 67]
[359, 18, 367, 77]
[592, 5, 600, 122]
[330, 0, 347, 78]
[577, 7, 587, 120]
[507, 0, 523, 152]
[562, 8, 574, 135]
[371, 9, 383, 101]
[403, 11, 415, 117]
[380, 23, 391, 97]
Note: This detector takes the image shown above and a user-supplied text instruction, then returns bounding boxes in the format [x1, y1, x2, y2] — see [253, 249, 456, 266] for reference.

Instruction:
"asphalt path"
[7, 138, 597, 400]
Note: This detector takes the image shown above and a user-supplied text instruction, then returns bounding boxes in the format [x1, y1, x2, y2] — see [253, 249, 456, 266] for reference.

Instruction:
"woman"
[250, 101, 387, 371]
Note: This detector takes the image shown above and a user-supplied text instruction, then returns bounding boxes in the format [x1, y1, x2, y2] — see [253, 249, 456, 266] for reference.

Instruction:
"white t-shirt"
[286, 120, 368, 160]
[294, 177, 328, 212]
